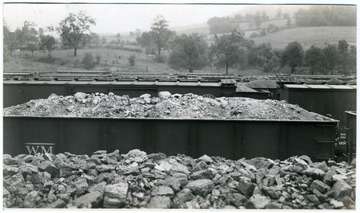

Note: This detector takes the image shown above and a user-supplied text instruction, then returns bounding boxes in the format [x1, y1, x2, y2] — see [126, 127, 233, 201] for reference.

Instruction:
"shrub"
[250, 32, 258, 38]
[128, 55, 136, 66]
[81, 52, 96, 70]
[119, 46, 142, 53]
[74, 59, 80, 68]
[154, 54, 166, 63]
[59, 58, 68, 66]
[259, 29, 267, 37]
[95, 54, 101, 64]
[37, 56, 56, 64]
[263, 62, 274, 73]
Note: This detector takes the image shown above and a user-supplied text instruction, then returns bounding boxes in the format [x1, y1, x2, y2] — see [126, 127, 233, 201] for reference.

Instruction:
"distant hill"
[252, 26, 356, 49]
[174, 18, 288, 35]
[233, 5, 311, 18]
[173, 23, 209, 35]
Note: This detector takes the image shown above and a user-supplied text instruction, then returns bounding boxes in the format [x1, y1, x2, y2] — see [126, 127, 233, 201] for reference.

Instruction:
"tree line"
[294, 5, 356, 27]
[137, 16, 356, 75]
[207, 11, 290, 35]
[206, 5, 355, 35]
[3, 21, 55, 58]
[3, 11, 97, 59]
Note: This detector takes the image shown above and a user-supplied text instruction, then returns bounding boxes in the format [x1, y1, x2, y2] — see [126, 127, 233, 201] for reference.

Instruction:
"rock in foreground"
[3, 150, 356, 209]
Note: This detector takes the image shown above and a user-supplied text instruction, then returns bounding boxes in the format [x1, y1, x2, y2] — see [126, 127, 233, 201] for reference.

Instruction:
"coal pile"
[4, 91, 332, 121]
[3, 149, 356, 209]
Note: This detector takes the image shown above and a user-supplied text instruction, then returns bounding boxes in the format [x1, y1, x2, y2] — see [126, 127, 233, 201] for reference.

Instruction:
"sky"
[3, 3, 250, 35]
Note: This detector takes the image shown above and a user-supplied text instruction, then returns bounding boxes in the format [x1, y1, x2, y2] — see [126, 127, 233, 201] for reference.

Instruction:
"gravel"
[3, 91, 332, 121]
[3, 149, 356, 209]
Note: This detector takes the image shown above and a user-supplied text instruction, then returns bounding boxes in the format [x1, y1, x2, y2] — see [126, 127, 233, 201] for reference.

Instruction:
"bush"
[154, 54, 166, 63]
[128, 55, 136, 66]
[95, 54, 101, 64]
[259, 29, 267, 37]
[263, 62, 275, 73]
[118, 46, 142, 53]
[250, 32, 258, 38]
[37, 57, 56, 64]
[81, 52, 96, 70]
[74, 59, 80, 68]
[266, 24, 280, 33]
[58, 58, 69, 66]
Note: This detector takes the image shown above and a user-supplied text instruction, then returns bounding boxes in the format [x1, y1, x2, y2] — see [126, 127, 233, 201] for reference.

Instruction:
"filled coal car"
[3, 79, 237, 108]
[3, 116, 338, 161]
[279, 84, 356, 130]
[2, 74, 355, 162]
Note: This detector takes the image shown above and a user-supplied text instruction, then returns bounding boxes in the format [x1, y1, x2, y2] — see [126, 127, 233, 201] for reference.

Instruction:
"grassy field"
[253, 26, 356, 49]
[3, 56, 81, 73]
[4, 48, 178, 74]
[5, 48, 259, 75]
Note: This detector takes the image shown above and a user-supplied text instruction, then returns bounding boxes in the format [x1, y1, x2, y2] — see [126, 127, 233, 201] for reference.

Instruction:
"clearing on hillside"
[253, 26, 356, 49]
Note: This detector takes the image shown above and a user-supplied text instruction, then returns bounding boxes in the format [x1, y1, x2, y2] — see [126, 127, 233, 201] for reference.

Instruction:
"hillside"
[175, 19, 289, 35]
[174, 23, 209, 35]
[3, 56, 81, 73]
[233, 5, 311, 19]
[252, 26, 356, 49]
[3, 48, 180, 74]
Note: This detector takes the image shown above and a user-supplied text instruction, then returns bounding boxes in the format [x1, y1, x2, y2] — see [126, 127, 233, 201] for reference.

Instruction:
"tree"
[210, 30, 251, 74]
[281, 41, 304, 74]
[39, 35, 56, 59]
[136, 16, 175, 60]
[322, 44, 338, 75]
[90, 33, 100, 47]
[150, 16, 175, 56]
[27, 43, 38, 57]
[276, 7, 283, 19]
[81, 52, 95, 69]
[261, 11, 269, 22]
[12, 21, 39, 56]
[116, 33, 121, 43]
[136, 32, 150, 47]
[247, 43, 281, 73]
[81, 34, 92, 48]
[348, 45, 356, 75]
[101, 37, 107, 46]
[38, 27, 44, 37]
[135, 29, 141, 37]
[283, 13, 292, 26]
[337, 40, 350, 75]
[136, 32, 155, 55]
[15, 21, 37, 43]
[3, 21, 18, 56]
[168, 33, 208, 72]
[248, 43, 274, 68]
[128, 55, 136, 66]
[254, 12, 262, 29]
[304, 46, 323, 74]
[57, 11, 96, 56]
